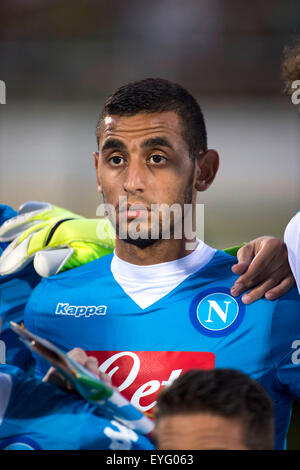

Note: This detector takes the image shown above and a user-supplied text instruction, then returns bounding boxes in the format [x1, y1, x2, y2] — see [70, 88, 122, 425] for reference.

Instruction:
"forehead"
[156, 413, 246, 450]
[99, 111, 184, 143]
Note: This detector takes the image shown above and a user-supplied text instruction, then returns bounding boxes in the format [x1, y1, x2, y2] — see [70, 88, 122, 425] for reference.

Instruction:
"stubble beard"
[102, 163, 195, 249]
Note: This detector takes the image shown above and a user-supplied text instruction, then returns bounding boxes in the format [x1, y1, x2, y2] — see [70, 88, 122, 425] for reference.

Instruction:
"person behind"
[154, 368, 274, 450]
[281, 39, 300, 293]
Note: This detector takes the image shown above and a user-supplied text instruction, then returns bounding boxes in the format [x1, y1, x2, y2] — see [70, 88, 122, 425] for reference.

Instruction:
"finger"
[0, 202, 52, 241]
[67, 347, 100, 375]
[240, 276, 285, 304]
[85, 357, 111, 383]
[66, 349, 110, 383]
[0, 233, 37, 275]
[231, 244, 256, 296]
[18, 201, 52, 215]
[0, 217, 42, 242]
[234, 261, 293, 300]
[99, 371, 112, 385]
[42, 366, 72, 390]
[236, 243, 255, 266]
[265, 275, 295, 300]
[34, 247, 74, 277]
[67, 347, 88, 363]
[231, 261, 250, 275]
[231, 244, 255, 288]
[85, 356, 101, 377]
[232, 248, 279, 294]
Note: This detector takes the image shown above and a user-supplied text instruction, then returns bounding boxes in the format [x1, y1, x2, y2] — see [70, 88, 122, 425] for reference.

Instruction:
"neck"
[115, 236, 197, 266]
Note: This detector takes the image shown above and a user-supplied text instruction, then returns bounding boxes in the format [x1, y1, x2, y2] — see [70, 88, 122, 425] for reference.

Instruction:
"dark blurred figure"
[281, 38, 300, 448]
[282, 39, 300, 113]
[154, 369, 274, 450]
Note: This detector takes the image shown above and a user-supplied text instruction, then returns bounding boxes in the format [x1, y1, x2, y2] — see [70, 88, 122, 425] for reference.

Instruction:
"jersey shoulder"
[191, 249, 238, 282]
[42, 252, 114, 284]
[271, 286, 300, 339]
[24, 253, 114, 330]
[0, 205, 17, 225]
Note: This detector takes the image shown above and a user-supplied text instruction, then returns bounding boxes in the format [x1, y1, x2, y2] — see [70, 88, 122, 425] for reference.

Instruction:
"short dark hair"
[154, 368, 274, 450]
[96, 78, 207, 159]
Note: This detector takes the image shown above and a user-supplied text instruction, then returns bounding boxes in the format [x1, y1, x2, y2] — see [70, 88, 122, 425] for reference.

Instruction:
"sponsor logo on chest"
[87, 350, 215, 415]
[55, 302, 107, 317]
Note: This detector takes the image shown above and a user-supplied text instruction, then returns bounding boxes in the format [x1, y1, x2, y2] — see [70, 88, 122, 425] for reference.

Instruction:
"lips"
[127, 203, 150, 212]
[126, 204, 149, 219]
[118, 202, 151, 219]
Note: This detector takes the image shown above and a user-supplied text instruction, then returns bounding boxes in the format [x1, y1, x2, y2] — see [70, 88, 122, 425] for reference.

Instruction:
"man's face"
[94, 111, 199, 246]
[155, 413, 248, 450]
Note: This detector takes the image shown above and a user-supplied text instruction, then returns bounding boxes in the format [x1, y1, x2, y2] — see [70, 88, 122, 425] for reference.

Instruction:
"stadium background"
[0, 0, 299, 449]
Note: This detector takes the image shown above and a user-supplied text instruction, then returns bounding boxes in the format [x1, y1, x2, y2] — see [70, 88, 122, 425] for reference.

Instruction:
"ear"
[93, 151, 103, 194]
[194, 149, 219, 192]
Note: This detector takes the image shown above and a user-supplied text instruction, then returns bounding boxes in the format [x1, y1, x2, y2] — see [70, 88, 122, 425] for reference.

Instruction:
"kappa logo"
[189, 287, 245, 337]
[55, 303, 107, 318]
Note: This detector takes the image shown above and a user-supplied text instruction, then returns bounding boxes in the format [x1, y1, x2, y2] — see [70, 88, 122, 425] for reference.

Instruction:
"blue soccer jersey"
[24, 250, 300, 449]
[0, 364, 154, 450]
[0, 205, 41, 370]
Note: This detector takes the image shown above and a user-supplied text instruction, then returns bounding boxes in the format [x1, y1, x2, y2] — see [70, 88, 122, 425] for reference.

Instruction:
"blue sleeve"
[23, 281, 51, 379]
[0, 204, 17, 224]
[0, 204, 17, 253]
[0, 364, 155, 450]
[0, 205, 41, 372]
[0, 265, 41, 372]
[270, 287, 300, 399]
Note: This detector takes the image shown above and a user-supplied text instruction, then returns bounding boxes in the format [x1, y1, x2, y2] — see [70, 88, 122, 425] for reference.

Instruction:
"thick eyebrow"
[101, 138, 128, 153]
[101, 136, 174, 153]
[141, 137, 174, 151]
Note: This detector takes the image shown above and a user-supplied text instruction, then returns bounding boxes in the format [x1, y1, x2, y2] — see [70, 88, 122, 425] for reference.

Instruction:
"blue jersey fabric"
[0, 364, 154, 450]
[0, 204, 17, 254]
[24, 250, 300, 450]
[0, 265, 41, 370]
[0, 205, 41, 370]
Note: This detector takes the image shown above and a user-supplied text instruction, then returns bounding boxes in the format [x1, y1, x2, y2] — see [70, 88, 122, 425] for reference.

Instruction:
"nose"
[123, 159, 146, 194]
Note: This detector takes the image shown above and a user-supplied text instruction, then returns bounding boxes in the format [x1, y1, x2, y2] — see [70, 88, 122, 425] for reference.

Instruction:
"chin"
[122, 237, 160, 249]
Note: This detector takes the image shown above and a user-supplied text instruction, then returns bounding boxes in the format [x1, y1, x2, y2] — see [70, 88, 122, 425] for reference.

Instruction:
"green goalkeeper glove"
[223, 243, 247, 257]
[0, 201, 115, 277]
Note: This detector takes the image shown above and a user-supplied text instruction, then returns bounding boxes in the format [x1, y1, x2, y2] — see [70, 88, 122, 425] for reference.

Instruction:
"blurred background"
[0, 0, 299, 448]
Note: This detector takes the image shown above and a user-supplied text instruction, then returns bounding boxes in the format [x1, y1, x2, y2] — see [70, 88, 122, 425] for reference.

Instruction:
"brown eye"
[109, 156, 124, 166]
[149, 155, 166, 164]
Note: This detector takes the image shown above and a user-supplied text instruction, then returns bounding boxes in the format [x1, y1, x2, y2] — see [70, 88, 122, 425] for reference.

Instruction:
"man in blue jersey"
[19, 78, 300, 449]
[0, 202, 294, 372]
